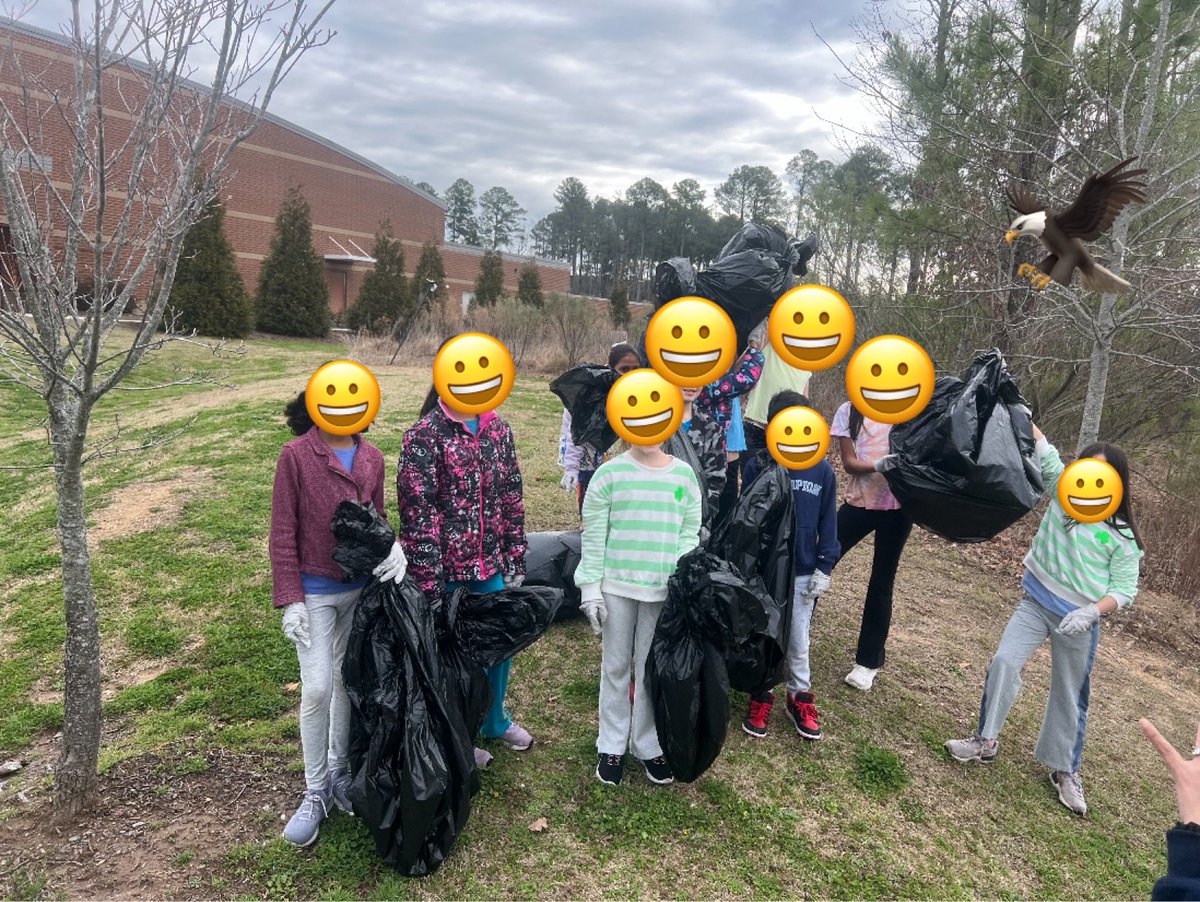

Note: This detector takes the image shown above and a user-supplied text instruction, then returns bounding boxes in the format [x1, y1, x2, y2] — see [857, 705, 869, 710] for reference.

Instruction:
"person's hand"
[873, 453, 899, 473]
[579, 585, 606, 636]
[281, 602, 310, 649]
[748, 317, 768, 350]
[1057, 603, 1100, 635]
[561, 471, 579, 493]
[504, 573, 524, 589]
[1139, 717, 1200, 825]
[372, 541, 408, 583]
[805, 570, 831, 602]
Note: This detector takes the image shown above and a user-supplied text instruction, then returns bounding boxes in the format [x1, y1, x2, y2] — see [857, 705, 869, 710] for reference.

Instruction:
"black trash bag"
[433, 588, 495, 737]
[645, 548, 770, 783]
[664, 428, 712, 532]
[522, 531, 582, 620]
[654, 257, 697, 304]
[451, 585, 564, 670]
[884, 349, 1043, 543]
[331, 499, 396, 579]
[549, 364, 620, 457]
[717, 223, 817, 277]
[711, 461, 795, 693]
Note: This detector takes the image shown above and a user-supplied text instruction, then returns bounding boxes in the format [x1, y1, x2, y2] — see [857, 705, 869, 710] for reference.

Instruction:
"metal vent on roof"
[324, 235, 375, 264]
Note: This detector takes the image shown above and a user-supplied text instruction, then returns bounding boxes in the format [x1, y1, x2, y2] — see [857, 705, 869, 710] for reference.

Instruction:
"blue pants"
[446, 573, 513, 739]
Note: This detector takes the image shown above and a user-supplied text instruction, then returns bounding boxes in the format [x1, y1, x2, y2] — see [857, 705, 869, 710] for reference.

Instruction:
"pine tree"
[411, 241, 448, 311]
[516, 261, 543, 307]
[609, 282, 631, 328]
[167, 195, 253, 337]
[474, 249, 505, 307]
[346, 223, 408, 333]
[255, 187, 330, 337]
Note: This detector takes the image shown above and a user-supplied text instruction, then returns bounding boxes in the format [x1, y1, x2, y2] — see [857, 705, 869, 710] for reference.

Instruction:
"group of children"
[269, 333, 1144, 848]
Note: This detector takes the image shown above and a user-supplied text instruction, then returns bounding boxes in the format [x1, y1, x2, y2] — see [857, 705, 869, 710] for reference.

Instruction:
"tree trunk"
[1076, 311, 1114, 452]
[50, 401, 102, 816]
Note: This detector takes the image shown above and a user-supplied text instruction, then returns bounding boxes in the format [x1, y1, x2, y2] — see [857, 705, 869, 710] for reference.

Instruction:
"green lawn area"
[0, 335, 1194, 899]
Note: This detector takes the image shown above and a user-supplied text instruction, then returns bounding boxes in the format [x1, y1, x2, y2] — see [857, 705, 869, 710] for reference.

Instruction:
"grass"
[0, 334, 1194, 899]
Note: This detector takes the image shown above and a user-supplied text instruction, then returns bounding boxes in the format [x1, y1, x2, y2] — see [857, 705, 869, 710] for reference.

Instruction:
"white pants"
[295, 588, 361, 790]
[597, 592, 664, 759]
[786, 574, 815, 696]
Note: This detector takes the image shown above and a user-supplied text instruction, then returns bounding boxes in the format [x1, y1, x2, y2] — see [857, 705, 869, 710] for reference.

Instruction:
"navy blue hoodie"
[744, 452, 840, 576]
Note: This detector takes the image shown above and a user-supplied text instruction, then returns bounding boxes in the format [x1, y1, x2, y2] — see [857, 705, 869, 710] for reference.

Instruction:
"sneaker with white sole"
[282, 788, 330, 847]
[844, 664, 879, 691]
[1050, 770, 1087, 816]
[498, 722, 533, 751]
[641, 755, 674, 785]
[596, 753, 624, 785]
[944, 735, 998, 764]
[329, 767, 354, 815]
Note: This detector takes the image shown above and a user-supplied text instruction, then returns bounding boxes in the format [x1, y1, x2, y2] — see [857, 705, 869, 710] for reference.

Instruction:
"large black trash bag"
[654, 257, 697, 303]
[452, 585, 564, 669]
[884, 349, 1043, 543]
[433, 588, 494, 737]
[711, 461, 795, 693]
[522, 531, 582, 621]
[645, 549, 769, 783]
[549, 364, 620, 456]
[331, 499, 395, 578]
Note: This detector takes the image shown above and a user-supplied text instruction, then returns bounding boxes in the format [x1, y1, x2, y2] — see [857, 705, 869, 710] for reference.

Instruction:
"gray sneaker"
[1050, 770, 1087, 816]
[329, 768, 354, 816]
[944, 735, 998, 763]
[282, 788, 330, 847]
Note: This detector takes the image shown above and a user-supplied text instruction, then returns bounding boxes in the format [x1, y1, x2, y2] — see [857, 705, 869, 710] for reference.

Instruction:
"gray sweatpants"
[296, 588, 361, 790]
[597, 592, 664, 759]
[976, 594, 1099, 773]
[786, 574, 815, 695]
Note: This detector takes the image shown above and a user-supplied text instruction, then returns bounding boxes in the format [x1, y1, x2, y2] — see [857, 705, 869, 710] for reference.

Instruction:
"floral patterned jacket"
[396, 401, 526, 601]
[694, 348, 765, 429]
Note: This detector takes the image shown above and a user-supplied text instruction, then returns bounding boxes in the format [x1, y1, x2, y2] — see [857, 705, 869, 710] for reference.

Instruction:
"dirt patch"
[0, 748, 294, 901]
[88, 467, 213, 548]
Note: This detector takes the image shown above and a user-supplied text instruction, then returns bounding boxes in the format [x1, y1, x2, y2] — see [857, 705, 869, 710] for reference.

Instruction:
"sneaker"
[844, 664, 879, 691]
[282, 788, 330, 847]
[1050, 770, 1088, 816]
[328, 767, 354, 815]
[641, 755, 675, 785]
[786, 691, 822, 740]
[596, 753, 624, 785]
[944, 735, 998, 764]
[473, 747, 493, 769]
[498, 722, 533, 751]
[742, 691, 775, 738]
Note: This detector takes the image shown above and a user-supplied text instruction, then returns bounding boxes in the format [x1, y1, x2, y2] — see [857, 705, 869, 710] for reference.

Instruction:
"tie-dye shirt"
[830, 401, 900, 511]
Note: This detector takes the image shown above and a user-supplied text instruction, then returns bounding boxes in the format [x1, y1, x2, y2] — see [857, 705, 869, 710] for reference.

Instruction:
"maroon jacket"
[269, 427, 387, 608]
[396, 401, 526, 601]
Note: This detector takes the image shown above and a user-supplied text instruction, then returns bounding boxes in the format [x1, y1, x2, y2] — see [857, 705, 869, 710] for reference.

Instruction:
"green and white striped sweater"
[1024, 438, 1143, 608]
[575, 452, 702, 602]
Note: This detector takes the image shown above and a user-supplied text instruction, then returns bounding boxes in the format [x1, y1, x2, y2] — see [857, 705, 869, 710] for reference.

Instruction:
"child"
[575, 437, 703, 786]
[737, 391, 840, 741]
[559, 343, 641, 514]
[829, 399, 913, 691]
[397, 381, 531, 760]
[270, 390, 407, 847]
[945, 425, 1144, 816]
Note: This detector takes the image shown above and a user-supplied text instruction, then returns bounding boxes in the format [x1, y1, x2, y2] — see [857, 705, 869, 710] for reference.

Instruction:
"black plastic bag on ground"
[522, 531, 582, 620]
[645, 548, 769, 782]
[884, 349, 1043, 543]
[549, 364, 620, 457]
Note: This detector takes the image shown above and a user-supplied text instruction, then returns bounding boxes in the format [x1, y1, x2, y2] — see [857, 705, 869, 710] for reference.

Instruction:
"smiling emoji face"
[1057, 458, 1122, 524]
[767, 285, 854, 372]
[433, 332, 515, 415]
[305, 360, 381, 436]
[606, 369, 683, 446]
[644, 297, 736, 388]
[845, 336, 935, 425]
[766, 406, 830, 470]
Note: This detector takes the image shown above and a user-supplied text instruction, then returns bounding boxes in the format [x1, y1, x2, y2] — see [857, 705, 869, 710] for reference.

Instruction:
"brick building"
[0, 18, 570, 320]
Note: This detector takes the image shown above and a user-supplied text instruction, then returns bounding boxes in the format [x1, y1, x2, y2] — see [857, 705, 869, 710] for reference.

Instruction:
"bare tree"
[0, 0, 335, 815]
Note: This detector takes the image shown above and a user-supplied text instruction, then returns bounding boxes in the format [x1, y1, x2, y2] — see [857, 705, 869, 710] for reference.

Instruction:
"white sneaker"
[844, 665, 879, 691]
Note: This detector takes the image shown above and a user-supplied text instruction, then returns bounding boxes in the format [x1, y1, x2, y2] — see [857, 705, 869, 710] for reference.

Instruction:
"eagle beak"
[1004, 230, 1019, 244]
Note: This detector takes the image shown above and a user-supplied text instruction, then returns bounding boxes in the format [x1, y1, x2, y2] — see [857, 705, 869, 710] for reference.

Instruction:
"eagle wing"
[1005, 183, 1044, 216]
[1053, 156, 1148, 242]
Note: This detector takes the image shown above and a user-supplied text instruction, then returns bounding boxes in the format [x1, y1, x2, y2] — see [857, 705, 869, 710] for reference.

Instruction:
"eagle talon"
[1017, 262, 1035, 278]
[1034, 274, 1052, 290]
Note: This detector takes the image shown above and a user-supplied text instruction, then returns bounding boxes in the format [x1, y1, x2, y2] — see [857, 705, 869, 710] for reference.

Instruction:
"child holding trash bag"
[575, 435, 703, 786]
[945, 424, 1144, 816]
[558, 343, 641, 514]
[397, 382, 532, 764]
[269, 391, 407, 848]
[829, 401, 913, 691]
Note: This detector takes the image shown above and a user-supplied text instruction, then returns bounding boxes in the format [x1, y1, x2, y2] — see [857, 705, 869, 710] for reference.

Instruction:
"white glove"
[282, 602, 311, 649]
[561, 471, 579, 493]
[504, 573, 524, 588]
[579, 585, 606, 636]
[1057, 603, 1100, 636]
[874, 454, 899, 473]
[372, 540, 408, 583]
[805, 570, 831, 602]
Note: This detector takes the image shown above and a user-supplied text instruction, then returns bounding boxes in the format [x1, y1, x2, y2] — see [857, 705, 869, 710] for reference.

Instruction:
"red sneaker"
[742, 691, 774, 738]
[786, 691, 822, 740]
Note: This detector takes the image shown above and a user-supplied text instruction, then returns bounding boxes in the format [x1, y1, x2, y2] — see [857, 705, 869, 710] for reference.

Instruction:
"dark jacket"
[396, 402, 526, 601]
[1152, 823, 1200, 900]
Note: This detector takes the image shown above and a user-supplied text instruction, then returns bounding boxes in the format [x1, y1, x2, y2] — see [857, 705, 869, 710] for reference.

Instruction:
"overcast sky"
[15, 0, 879, 225]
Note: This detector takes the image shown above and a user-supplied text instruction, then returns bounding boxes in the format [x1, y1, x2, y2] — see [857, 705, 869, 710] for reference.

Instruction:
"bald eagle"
[1004, 156, 1147, 294]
